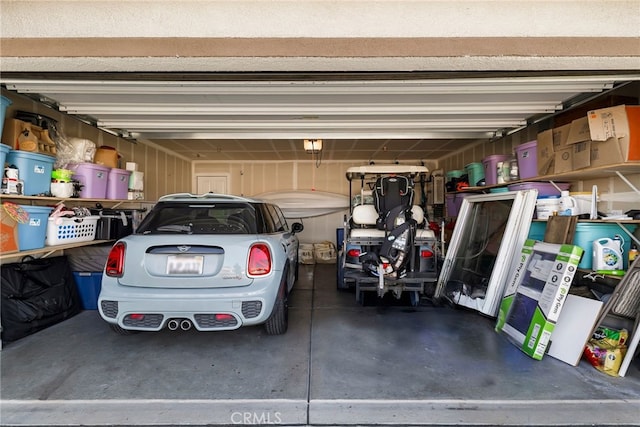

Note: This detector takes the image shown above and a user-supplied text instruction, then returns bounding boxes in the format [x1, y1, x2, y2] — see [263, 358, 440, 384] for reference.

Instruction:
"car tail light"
[248, 243, 271, 276]
[106, 242, 126, 277]
[129, 313, 145, 320]
[347, 248, 361, 258]
[420, 249, 434, 258]
[215, 314, 234, 321]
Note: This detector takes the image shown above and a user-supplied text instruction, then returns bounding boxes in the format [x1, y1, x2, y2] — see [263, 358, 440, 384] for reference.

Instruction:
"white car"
[98, 193, 303, 335]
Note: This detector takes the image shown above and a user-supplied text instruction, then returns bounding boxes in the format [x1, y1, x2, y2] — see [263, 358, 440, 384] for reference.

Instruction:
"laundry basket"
[46, 215, 100, 246]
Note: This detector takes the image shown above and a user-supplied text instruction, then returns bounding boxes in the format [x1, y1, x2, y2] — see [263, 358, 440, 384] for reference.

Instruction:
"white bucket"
[536, 196, 560, 220]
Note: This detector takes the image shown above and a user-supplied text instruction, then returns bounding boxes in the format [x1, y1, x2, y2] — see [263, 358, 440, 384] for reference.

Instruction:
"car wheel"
[265, 276, 289, 335]
[109, 323, 139, 335]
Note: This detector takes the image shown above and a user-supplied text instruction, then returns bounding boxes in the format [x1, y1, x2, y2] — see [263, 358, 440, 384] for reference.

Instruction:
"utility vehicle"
[337, 165, 440, 305]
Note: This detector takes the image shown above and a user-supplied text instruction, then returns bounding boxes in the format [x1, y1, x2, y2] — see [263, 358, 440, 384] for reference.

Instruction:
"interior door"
[196, 175, 228, 194]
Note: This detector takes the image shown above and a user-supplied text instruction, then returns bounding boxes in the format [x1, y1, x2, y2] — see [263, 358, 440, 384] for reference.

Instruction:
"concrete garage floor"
[1, 264, 640, 426]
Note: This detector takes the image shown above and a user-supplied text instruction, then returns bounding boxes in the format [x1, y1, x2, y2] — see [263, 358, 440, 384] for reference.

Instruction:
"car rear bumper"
[98, 277, 279, 331]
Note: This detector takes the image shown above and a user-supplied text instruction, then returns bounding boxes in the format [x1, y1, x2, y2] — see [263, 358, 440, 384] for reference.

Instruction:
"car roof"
[157, 193, 260, 203]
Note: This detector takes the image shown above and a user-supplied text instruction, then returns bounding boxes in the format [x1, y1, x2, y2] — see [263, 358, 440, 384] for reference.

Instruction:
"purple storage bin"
[69, 163, 110, 198]
[446, 192, 475, 217]
[507, 181, 570, 197]
[445, 193, 457, 217]
[106, 168, 131, 200]
[482, 154, 511, 186]
[515, 140, 538, 179]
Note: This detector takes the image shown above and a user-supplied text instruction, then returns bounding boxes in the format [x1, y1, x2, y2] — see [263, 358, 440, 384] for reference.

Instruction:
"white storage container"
[46, 215, 100, 246]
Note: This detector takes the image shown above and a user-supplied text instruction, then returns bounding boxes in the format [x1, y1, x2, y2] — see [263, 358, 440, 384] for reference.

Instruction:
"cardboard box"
[587, 105, 640, 164]
[552, 123, 572, 150]
[94, 146, 119, 168]
[127, 191, 144, 200]
[572, 141, 592, 170]
[1, 118, 56, 156]
[566, 117, 592, 146]
[560, 116, 596, 171]
[536, 123, 577, 176]
[554, 147, 573, 173]
[536, 129, 554, 176]
[496, 239, 583, 360]
[590, 138, 625, 168]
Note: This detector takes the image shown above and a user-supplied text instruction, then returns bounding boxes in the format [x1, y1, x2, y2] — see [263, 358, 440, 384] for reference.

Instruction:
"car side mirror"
[291, 222, 304, 234]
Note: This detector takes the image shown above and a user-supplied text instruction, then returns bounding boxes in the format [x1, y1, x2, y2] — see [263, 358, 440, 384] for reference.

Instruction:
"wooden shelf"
[0, 195, 148, 262]
[0, 194, 148, 206]
[0, 239, 114, 262]
[461, 162, 640, 193]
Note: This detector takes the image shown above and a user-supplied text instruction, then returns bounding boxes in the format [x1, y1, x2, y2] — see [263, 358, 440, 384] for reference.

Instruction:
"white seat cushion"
[352, 204, 378, 226]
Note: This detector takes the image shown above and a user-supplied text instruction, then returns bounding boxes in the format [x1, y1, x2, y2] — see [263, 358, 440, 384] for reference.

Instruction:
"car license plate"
[167, 255, 204, 275]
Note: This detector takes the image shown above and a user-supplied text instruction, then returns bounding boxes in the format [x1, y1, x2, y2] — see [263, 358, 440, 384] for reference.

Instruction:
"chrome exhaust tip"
[180, 319, 192, 331]
[167, 319, 180, 331]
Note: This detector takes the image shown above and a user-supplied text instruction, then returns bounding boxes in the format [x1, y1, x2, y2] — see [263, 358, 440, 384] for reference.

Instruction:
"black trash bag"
[1, 256, 81, 342]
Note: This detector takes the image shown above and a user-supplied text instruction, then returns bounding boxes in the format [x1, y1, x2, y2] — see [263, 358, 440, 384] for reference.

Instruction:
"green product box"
[496, 239, 584, 360]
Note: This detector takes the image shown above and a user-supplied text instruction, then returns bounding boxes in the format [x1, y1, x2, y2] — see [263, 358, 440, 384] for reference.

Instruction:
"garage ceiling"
[3, 73, 640, 161]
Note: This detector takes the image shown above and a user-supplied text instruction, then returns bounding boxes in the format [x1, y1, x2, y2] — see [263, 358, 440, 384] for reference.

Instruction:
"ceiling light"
[304, 139, 322, 153]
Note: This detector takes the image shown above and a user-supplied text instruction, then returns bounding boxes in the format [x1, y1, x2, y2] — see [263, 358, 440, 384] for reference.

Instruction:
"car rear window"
[137, 203, 258, 234]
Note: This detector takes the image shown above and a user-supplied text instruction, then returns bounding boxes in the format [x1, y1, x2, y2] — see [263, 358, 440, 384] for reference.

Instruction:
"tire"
[336, 250, 348, 290]
[109, 323, 139, 335]
[265, 275, 289, 335]
[409, 291, 421, 307]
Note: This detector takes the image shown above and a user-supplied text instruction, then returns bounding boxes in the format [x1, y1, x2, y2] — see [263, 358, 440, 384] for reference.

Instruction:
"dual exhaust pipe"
[167, 318, 193, 331]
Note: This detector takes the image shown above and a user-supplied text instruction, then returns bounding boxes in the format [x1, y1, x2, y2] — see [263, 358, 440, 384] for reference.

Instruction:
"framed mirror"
[434, 190, 539, 317]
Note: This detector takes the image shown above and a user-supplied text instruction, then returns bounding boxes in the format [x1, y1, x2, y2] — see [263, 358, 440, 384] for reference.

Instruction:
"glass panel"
[434, 189, 538, 316]
[138, 203, 257, 234]
[443, 198, 514, 303]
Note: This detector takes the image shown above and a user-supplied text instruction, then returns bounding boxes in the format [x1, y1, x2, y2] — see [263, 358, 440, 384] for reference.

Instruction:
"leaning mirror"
[434, 190, 538, 317]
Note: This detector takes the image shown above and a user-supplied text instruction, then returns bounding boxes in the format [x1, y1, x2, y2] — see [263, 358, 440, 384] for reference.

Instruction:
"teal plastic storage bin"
[527, 221, 547, 241]
[72, 272, 103, 310]
[465, 162, 485, 187]
[1, 95, 11, 137]
[445, 170, 464, 181]
[0, 143, 10, 169]
[6, 150, 55, 196]
[573, 223, 637, 270]
[527, 222, 637, 270]
[18, 205, 53, 250]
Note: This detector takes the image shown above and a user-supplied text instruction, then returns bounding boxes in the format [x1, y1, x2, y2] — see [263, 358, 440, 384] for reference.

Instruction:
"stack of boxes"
[126, 162, 144, 200]
[537, 105, 640, 176]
